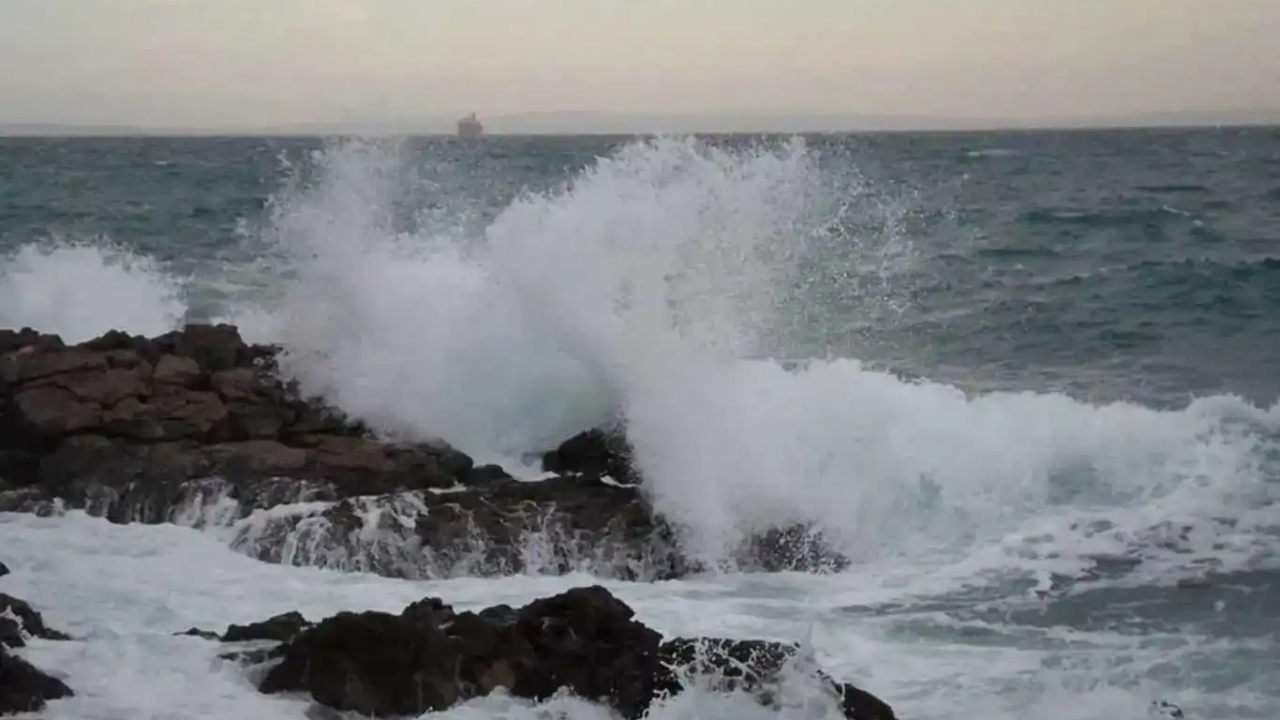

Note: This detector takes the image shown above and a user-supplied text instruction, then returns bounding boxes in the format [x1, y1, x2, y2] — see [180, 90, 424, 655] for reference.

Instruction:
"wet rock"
[0, 563, 8, 578]
[222, 611, 310, 643]
[0, 324, 847, 583]
[0, 644, 74, 715]
[248, 586, 892, 720]
[736, 523, 851, 574]
[542, 427, 638, 483]
[0, 595, 71, 649]
[658, 638, 896, 720]
[234, 475, 691, 581]
[0, 596, 73, 715]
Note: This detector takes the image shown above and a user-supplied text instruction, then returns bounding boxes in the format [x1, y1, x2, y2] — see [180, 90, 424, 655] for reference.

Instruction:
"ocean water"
[1, 128, 1279, 719]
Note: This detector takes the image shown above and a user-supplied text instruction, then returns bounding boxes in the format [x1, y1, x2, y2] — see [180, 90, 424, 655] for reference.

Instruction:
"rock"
[658, 638, 896, 720]
[542, 427, 638, 483]
[222, 611, 310, 643]
[152, 354, 202, 388]
[738, 524, 851, 574]
[0, 325, 479, 524]
[0, 563, 7, 578]
[0, 596, 73, 715]
[0, 324, 847, 583]
[233, 475, 690, 581]
[246, 586, 892, 720]
[0, 595, 71, 649]
[0, 644, 74, 715]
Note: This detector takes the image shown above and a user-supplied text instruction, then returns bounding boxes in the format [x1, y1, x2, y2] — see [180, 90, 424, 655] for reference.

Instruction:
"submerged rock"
[206, 585, 894, 720]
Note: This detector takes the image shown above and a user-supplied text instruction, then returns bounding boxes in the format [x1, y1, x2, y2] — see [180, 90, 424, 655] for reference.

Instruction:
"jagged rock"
[0, 644, 74, 715]
[243, 586, 892, 720]
[223, 611, 310, 643]
[0, 325, 476, 522]
[542, 427, 638, 483]
[0, 324, 847, 582]
[0, 563, 7, 578]
[0, 596, 73, 715]
[0, 595, 71, 649]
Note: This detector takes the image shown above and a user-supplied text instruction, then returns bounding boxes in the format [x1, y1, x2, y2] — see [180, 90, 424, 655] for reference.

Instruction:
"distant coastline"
[2, 110, 1278, 138]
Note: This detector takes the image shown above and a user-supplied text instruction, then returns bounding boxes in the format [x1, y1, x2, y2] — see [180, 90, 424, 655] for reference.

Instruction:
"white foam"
[0, 238, 187, 342]
[3, 136, 1278, 717]
[223, 137, 1280, 585]
[0, 510, 1233, 720]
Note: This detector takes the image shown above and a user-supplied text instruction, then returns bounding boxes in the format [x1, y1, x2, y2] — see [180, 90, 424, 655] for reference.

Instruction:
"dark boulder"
[0, 645, 73, 715]
[0, 562, 7, 578]
[241, 586, 893, 720]
[0, 596, 73, 715]
[542, 427, 638, 483]
[222, 611, 311, 643]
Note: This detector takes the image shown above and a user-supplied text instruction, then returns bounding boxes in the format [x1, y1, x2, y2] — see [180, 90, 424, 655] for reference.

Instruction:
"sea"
[1, 128, 1278, 720]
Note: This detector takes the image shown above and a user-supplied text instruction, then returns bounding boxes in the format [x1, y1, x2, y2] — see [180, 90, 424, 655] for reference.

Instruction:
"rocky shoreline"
[0, 324, 875, 717]
[0, 579, 894, 719]
[0, 324, 845, 580]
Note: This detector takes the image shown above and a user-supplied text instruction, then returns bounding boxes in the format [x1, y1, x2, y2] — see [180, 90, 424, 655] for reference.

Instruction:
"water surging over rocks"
[0, 324, 846, 580]
[189, 585, 896, 720]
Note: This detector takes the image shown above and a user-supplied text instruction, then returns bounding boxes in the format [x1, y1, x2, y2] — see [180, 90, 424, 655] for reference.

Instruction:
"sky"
[1, 0, 1278, 130]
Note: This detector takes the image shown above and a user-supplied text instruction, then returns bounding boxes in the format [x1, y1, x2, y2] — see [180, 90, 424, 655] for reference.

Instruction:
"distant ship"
[457, 112, 483, 138]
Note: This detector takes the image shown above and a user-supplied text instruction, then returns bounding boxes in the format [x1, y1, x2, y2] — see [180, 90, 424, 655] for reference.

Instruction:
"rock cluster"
[0, 324, 845, 579]
[188, 585, 895, 720]
[0, 324, 476, 520]
[0, 324, 869, 714]
[0, 593, 73, 715]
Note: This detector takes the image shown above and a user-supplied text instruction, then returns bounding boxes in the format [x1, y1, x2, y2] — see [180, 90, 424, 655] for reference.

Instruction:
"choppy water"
[1, 128, 1279, 719]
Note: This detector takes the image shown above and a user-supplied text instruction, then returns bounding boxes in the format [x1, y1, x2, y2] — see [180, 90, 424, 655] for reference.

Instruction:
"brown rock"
[0, 348, 106, 385]
[31, 366, 151, 406]
[152, 354, 202, 388]
[206, 441, 311, 478]
[9, 386, 102, 436]
[103, 390, 228, 441]
[171, 323, 247, 373]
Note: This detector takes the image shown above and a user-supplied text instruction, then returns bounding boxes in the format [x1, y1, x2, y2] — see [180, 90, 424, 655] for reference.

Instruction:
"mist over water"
[2, 131, 1280, 718]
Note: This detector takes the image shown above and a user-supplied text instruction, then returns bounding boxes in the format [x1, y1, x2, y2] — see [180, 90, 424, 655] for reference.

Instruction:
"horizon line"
[2, 109, 1279, 138]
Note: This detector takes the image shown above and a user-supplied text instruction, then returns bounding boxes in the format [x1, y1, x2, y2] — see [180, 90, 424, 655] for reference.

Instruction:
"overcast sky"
[1, 0, 1278, 129]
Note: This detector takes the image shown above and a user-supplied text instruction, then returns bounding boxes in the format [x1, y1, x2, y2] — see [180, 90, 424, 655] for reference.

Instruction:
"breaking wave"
[2, 136, 1278, 595]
